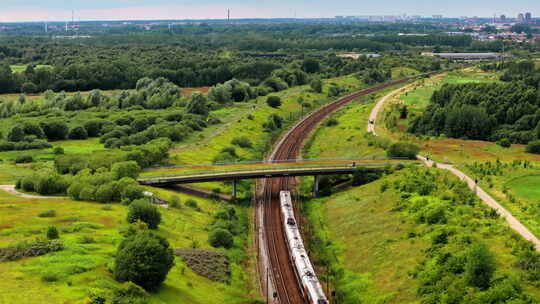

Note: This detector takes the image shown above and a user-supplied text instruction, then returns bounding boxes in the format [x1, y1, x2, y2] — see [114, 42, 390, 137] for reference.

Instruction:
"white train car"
[280, 191, 328, 304]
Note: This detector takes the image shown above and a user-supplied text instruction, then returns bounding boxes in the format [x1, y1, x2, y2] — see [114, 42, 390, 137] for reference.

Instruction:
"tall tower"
[518, 13, 525, 23]
[525, 12, 532, 23]
[228, 9, 230, 22]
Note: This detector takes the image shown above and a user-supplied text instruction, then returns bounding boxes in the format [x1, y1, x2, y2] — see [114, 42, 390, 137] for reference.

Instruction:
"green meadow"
[0, 187, 257, 304]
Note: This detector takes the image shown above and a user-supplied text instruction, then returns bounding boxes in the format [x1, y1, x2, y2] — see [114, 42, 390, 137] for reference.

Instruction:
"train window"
[318, 300, 328, 304]
[287, 218, 296, 226]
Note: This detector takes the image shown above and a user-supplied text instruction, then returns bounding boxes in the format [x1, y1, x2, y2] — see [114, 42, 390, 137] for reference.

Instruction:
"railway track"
[258, 76, 423, 303]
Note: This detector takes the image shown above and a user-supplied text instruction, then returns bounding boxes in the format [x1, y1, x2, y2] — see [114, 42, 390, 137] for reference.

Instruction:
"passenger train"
[280, 191, 328, 304]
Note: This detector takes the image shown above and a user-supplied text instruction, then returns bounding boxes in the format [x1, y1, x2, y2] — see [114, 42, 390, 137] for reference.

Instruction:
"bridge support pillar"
[313, 175, 320, 196]
[232, 179, 238, 201]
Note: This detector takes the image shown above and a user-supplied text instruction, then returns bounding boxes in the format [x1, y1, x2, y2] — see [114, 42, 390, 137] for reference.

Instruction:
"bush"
[386, 142, 420, 159]
[0, 240, 63, 262]
[68, 126, 88, 140]
[112, 161, 141, 180]
[266, 96, 282, 108]
[15, 155, 33, 164]
[127, 199, 162, 229]
[53, 146, 65, 155]
[46, 226, 60, 240]
[185, 199, 199, 211]
[169, 196, 181, 208]
[209, 228, 234, 249]
[325, 118, 338, 127]
[38, 210, 56, 218]
[80, 186, 96, 201]
[231, 136, 253, 148]
[526, 140, 540, 154]
[465, 243, 495, 289]
[113, 231, 175, 291]
[497, 138, 511, 148]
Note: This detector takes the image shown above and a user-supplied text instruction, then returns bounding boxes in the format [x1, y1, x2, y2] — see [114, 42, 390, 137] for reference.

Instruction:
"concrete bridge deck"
[138, 158, 415, 186]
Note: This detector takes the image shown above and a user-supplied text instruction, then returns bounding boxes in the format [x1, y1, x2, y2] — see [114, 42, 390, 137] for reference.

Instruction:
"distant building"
[526, 12, 532, 22]
[432, 15, 443, 19]
[500, 14, 507, 23]
[518, 13, 525, 23]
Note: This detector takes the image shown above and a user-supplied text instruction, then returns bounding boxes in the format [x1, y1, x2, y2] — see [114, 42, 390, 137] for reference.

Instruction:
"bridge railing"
[142, 156, 409, 171]
[138, 162, 411, 181]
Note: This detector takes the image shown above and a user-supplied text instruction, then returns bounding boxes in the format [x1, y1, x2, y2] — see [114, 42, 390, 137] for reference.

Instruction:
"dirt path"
[368, 87, 540, 251]
[0, 185, 65, 199]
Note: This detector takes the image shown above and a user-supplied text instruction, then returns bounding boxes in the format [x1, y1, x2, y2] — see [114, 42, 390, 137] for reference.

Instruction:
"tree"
[112, 161, 141, 180]
[113, 231, 174, 291]
[7, 124, 25, 142]
[68, 126, 88, 140]
[310, 77, 323, 93]
[526, 140, 540, 154]
[266, 96, 282, 108]
[209, 228, 234, 249]
[46, 226, 59, 240]
[21, 82, 38, 94]
[186, 92, 209, 116]
[386, 142, 420, 159]
[465, 243, 495, 289]
[41, 121, 69, 141]
[95, 183, 115, 203]
[127, 199, 162, 229]
[301, 59, 321, 73]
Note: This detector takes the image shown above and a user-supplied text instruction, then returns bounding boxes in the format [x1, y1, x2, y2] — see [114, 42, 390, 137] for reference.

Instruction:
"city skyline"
[0, 0, 539, 22]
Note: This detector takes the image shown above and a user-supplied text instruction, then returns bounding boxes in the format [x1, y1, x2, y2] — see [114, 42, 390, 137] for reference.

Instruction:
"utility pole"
[228, 9, 230, 23]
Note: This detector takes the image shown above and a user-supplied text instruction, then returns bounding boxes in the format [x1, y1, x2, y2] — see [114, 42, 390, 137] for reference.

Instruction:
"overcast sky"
[1, 0, 539, 22]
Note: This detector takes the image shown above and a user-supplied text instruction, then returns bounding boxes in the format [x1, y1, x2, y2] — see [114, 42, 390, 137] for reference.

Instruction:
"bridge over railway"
[138, 158, 416, 199]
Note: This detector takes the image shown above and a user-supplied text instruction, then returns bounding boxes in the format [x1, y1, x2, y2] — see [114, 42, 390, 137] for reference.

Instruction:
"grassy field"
[305, 168, 540, 303]
[0, 187, 257, 304]
[10, 65, 53, 73]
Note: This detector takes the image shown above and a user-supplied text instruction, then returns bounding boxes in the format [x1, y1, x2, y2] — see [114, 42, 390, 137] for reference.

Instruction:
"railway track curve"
[257, 75, 423, 304]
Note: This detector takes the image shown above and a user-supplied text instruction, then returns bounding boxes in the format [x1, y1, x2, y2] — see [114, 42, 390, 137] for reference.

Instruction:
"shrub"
[53, 146, 65, 155]
[121, 185, 144, 202]
[325, 118, 338, 127]
[38, 210, 56, 218]
[465, 243, 495, 289]
[386, 142, 420, 159]
[185, 199, 199, 210]
[497, 138, 511, 148]
[46, 226, 60, 240]
[310, 78, 323, 93]
[113, 231, 175, 291]
[68, 126, 88, 140]
[526, 140, 540, 154]
[80, 186, 96, 201]
[95, 183, 115, 203]
[209, 228, 234, 249]
[231, 136, 253, 148]
[266, 96, 282, 108]
[15, 155, 33, 164]
[127, 199, 162, 229]
[112, 161, 141, 180]
[169, 196, 181, 208]
[0, 240, 63, 262]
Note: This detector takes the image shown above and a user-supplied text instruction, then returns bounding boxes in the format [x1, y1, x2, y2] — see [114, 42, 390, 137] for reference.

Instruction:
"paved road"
[368, 87, 540, 251]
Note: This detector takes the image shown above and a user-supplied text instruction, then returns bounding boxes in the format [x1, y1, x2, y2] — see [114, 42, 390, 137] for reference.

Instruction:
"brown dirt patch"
[181, 87, 210, 95]
[175, 248, 230, 282]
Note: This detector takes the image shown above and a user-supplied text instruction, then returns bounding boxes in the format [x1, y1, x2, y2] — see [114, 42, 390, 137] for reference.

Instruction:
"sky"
[0, 0, 539, 22]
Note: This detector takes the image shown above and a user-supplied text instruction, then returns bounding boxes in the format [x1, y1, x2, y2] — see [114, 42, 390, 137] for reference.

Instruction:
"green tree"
[266, 96, 282, 108]
[310, 77, 323, 93]
[7, 124, 25, 142]
[386, 142, 420, 159]
[113, 231, 174, 291]
[112, 161, 141, 180]
[186, 92, 209, 116]
[127, 199, 162, 229]
[46, 226, 59, 240]
[68, 126, 88, 140]
[208, 228, 234, 249]
[465, 243, 495, 289]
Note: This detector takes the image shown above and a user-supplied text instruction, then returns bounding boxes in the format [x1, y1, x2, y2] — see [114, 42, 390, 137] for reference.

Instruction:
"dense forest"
[409, 61, 540, 145]
[0, 21, 530, 94]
